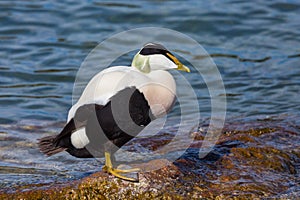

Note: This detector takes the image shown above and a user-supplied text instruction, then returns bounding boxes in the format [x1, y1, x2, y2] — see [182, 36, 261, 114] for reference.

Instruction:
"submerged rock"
[0, 116, 299, 199]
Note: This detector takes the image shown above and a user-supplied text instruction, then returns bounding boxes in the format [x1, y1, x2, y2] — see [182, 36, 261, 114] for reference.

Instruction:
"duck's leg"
[102, 151, 140, 182]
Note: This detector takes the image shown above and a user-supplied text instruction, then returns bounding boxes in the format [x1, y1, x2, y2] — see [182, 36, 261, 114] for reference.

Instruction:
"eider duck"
[38, 43, 190, 181]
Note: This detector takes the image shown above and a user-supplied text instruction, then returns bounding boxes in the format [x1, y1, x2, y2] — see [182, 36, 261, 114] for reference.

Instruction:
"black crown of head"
[139, 43, 169, 56]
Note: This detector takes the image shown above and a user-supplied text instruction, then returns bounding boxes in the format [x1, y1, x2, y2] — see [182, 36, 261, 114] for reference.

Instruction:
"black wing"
[38, 87, 153, 158]
[85, 87, 153, 154]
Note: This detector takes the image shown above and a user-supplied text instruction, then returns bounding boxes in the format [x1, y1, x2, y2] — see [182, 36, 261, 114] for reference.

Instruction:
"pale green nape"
[131, 53, 150, 73]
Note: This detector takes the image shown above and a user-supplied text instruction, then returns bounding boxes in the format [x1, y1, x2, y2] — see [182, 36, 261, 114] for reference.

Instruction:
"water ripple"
[0, 0, 300, 191]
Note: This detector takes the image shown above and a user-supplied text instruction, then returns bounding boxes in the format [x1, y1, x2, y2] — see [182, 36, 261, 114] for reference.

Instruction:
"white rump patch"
[70, 128, 90, 149]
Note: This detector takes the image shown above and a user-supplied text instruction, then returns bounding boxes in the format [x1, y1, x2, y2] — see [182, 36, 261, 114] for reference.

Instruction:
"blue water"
[0, 0, 300, 191]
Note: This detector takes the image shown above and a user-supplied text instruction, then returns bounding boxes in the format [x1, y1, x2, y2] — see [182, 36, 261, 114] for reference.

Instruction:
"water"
[0, 0, 299, 192]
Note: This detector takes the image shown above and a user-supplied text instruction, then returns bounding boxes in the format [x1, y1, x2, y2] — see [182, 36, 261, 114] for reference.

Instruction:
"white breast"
[140, 70, 176, 117]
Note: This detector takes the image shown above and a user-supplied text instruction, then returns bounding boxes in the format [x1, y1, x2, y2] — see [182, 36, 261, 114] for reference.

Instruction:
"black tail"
[38, 135, 66, 156]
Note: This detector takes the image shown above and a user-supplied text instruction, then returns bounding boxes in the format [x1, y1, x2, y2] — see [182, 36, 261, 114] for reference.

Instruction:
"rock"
[0, 116, 299, 199]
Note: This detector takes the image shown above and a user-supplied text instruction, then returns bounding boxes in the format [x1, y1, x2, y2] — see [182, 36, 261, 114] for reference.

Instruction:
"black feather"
[38, 87, 153, 158]
[139, 43, 177, 65]
[38, 135, 66, 156]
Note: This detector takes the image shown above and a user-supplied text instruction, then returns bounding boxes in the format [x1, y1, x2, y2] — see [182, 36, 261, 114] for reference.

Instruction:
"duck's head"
[131, 43, 190, 73]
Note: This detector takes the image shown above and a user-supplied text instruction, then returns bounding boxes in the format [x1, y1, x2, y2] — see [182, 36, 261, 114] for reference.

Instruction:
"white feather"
[70, 128, 90, 148]
[68, 66, 176, 121]
[149, 54, 177, 71]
